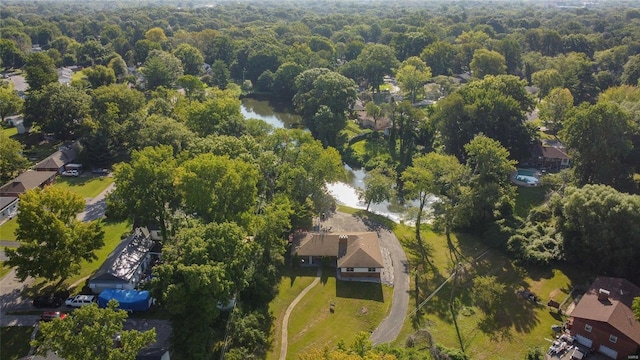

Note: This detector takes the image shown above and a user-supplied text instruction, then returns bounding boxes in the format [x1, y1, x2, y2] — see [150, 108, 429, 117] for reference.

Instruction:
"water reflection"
[240, 98, 302, 129]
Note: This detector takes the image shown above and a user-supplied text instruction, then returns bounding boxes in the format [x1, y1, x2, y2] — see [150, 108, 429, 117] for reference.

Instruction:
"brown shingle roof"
[34, 148, 76, 170]
[0, 170, 57, 196]
[292, 232, 384, 268]
[570, 276, 640, 345]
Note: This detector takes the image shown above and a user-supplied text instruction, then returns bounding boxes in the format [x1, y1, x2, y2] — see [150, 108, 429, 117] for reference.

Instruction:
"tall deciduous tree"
[108, 145, 177, 238]
[293, 68, 357, 147]
[24, 52, 58, 91]
[0, 84, 23, 121]
[531, 69, 563, 100]
[560, 101, 635, 192]
[34, 301, 155, 360]
[185, 89, 244, 137]
[470, 48, 506, 79]
[421, 40, 456, 76]
[151, 221, 254, 360]
[4, 187, 104, 283]
[538, 88, 574, 134]
[23, 83, 91, 140]
[84, 65, 116, 88]
[141, 50, 184, 90]
[357, 44, 399, 93]
[0, 132, 29, 183]
[472, 276, 506, 314]
[173, 43, 204, 76]
[396, 57, 432, 103]
[359, 168, 394, 211]
[464, 135, 517, 229]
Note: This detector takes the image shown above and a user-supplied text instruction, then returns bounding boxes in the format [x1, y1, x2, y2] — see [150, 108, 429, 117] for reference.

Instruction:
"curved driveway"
[322, 211, 409, 345]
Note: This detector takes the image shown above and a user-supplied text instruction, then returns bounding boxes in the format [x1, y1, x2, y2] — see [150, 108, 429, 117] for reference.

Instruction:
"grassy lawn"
[0, 217, 18, 241]
[2, 126, 18, 137]
[285, 268, 393, 360]
[54, 175, 114, 199]
[267, 267, 318, 360]
[0, 326, 33, 360]
[514, 185, 549, 219]
[392, 224, 586, 360]
[0, 259, 11, 279]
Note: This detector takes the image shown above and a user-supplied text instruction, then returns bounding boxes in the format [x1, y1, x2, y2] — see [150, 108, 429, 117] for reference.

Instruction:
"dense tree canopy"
[0, 132, 29, 183]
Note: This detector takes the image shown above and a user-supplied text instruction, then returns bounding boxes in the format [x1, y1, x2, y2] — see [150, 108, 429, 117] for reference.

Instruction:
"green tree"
[84, 65, 116, 89]
[538, 88, 574, 134]
[107, 55, 128, 81]
[151, 221, 254, 360]
[472, 276, 506, 314]
[633, 297, 640, 321]
[293, 68, 357, 147]
[0, 83, 23, 121]
[396, 57, 432, 103]
[272, 62, 304, 100]
[33, 301, 155, 360]
[421, 40, 456, 76]
[4, 187, 104, 283]
[141, 50, 184, 90]
[24, 52, 58, 91]
[560, 101, 635, 191]
[175, 154, 259, 225]
[357, 44, 399, 93]
[177, 75, 206, 100]
[108, 146, 177, 238]
[558, 185, 640, 277]
[173, 43, 204, 76]
[185, 89, 244, 137]
[470, 48, 506, 79]
[145, 27, 167, 42]
[137, 115, 195, 155]
[365, 101, 384, 130]
[23, 83, 91, 140]
[359, 168, 394, 211]
[0, 38, 25, 69]
[209, 59, 230, 90]
[464, 135, 517, 228]
[0, 132, 29, 183]
[621, 54, 640, 86]
[531, 69, 563, 100]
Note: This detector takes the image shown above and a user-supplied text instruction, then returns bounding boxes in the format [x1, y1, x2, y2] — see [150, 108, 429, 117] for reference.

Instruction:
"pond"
[241, 98, 423, 223]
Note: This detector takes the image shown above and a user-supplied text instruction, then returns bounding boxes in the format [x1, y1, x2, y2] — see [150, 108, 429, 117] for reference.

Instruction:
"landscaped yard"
[0, 326, 33, 360]
[0, 217, 18, 241]
[54, 175, 114, 199]
[514, 185, 549, 219]
[2, 126, 18, 137]
[286, 268, 393, 360]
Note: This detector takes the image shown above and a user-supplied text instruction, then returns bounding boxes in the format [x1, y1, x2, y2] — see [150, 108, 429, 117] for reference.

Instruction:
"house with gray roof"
[0, 170, 57, 197]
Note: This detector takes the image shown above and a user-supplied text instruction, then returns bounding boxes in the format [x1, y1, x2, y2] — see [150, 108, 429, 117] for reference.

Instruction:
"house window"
[584, 324, 592, 333]
[368, 268, 376, 272]
[346, 268, 354, 272]
[609, 335, 617, 343]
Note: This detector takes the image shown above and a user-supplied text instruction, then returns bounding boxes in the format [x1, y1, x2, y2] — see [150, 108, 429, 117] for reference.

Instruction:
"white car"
[65, 295, 96, 307]
[61, 170, 80, 177]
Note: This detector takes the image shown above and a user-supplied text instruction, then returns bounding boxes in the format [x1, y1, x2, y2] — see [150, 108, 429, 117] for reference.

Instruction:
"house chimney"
[598, 288, 610, 301]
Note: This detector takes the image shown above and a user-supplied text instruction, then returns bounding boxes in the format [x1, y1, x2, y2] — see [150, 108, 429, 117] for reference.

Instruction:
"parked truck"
[97, 289, 153, 312]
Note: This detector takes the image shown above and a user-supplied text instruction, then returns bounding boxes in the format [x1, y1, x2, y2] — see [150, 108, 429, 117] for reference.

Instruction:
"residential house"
[88, 227, 161, 294]
[33, 146, 77, 173]
[0, 170, 57, 197]
[0, 196, 19, 222]
[136, 347, 170, 360]
[292, 232, 384, 280]
[532, 143, 571, 170]
[569, 276, 640, 359]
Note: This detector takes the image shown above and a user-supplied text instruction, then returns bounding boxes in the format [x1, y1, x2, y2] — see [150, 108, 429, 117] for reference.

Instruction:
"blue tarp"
[98, 289, 152, 312]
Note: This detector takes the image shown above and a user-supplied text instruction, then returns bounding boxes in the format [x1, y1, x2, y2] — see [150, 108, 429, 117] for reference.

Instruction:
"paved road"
[76, 182, 115, 222]
[322, 211, 409, 345]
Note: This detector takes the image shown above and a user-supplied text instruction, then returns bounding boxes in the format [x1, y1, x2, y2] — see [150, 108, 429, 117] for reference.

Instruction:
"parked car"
[40, 311, 67, 321]
[65, 294, 96, 307]
[92, 168, 110, 176]
[33, 292, 66, 308]
[61, 170, 79, 177]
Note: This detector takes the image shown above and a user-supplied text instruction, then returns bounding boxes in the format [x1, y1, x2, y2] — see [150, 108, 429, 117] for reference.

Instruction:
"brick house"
[569, 276, 640, 359]
[291, 232, 384, 280]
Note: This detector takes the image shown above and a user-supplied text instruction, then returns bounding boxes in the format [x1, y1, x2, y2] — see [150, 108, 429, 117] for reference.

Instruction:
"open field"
[54, 175, 114, 199]
[0, 326, 32, 360]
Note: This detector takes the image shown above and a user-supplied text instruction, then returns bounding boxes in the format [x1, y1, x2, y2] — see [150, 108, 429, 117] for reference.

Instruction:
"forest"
[2, 0, 640, 359]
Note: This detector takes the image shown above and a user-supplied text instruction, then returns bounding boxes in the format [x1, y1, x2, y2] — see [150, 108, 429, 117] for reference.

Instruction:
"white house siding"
[340, 267, 381, 273]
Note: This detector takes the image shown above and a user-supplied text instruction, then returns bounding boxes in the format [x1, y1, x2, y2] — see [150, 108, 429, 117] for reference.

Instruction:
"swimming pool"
[515, 175, 539, 185]
[517, 169, 537, 177]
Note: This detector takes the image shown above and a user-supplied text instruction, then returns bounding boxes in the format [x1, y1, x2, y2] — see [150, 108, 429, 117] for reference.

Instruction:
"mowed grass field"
[54, 175, 114, 199]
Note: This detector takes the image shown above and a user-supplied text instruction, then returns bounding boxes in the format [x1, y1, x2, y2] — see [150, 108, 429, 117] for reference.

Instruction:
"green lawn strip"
[266, 267, 318, 360]
[0, 326, 33, 360]
[54, 175, 114, 199]
[2, 126, 18, 137]
[0, 217, 18, 241]
[286, 269, 392, 359]
[0, 259, 11, 279]
[514, 186, 549, 219]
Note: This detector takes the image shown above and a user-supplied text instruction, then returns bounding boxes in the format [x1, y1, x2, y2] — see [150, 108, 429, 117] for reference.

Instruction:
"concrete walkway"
[279, 267, 322, 360]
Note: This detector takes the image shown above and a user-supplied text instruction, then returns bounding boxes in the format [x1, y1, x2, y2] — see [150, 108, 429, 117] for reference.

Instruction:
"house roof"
[292, 232, 384, 268]
[0, 196, 18, 210]
[0, 170, 57, 195]
[570, 276, 640, 345]
[91, 227, 153, 283]
[136, 347, 169, 360]
[34, 148, 76, 170]
[534, 144, 570, 160]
